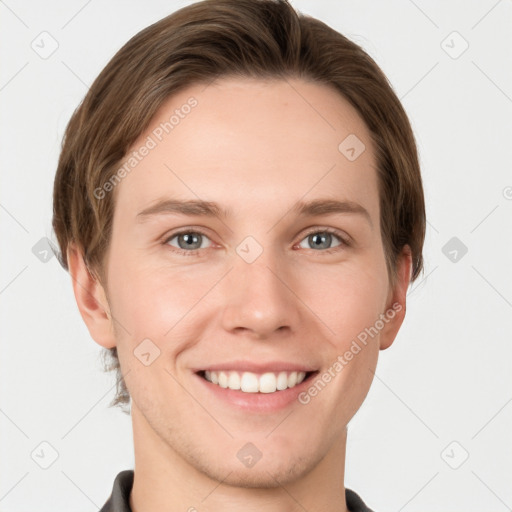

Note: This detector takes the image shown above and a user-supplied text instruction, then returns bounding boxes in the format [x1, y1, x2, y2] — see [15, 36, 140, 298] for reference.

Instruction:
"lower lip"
[193, 372, 317, 413]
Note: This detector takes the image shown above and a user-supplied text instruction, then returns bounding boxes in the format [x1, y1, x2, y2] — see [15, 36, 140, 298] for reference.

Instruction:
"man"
[52, 1, 425, 510]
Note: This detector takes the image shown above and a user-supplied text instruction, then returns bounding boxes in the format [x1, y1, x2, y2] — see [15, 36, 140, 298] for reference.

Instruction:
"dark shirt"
[99, 470, 375, 511]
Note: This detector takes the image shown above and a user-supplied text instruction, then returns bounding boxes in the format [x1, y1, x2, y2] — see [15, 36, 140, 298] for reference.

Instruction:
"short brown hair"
[52, 0, 426, 412]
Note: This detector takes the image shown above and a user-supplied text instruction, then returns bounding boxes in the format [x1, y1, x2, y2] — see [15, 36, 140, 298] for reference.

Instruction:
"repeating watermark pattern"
[30, 31, 59, 59]
[31, 236, 55, 263]
[442, 236, 468, 263]
[236, 442, 263, 468]
[235, 235, 264, 264]
[440, 440, 469, 470]
[440, 31, 469, 60]
[338, 133, 366, 161]
[133, 338, 161, 366]
[30, 441, 59, 469]
[298, 302, 402, 405]
[0, 2, 509, 510]
[93, 97, 198, 200]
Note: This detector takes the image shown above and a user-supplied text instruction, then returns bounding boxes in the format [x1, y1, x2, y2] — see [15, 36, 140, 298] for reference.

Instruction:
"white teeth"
[228, 372, 241, 390]
[218, 371, 228, 388]
[276, 371, 288, 390]
[259, 372, 277, 393]
[240, 372, 259, 392]
[203, 370, 307, 393]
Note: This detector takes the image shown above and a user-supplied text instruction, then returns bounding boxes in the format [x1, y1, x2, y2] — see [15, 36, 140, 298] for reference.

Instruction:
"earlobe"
[67, 243, 116, 349]
[379, 245, 413, 351]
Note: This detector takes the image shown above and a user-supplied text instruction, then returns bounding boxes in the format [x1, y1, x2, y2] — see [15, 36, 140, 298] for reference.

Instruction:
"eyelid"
[162, 227, 215, 254]
[299, 226, 352, 246]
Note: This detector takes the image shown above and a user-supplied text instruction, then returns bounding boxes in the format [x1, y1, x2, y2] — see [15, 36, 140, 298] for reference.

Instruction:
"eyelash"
[162, 227, 351, 257]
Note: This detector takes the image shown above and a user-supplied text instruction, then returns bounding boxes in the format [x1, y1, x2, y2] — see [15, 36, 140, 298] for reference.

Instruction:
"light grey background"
[1, 1, 511, 510]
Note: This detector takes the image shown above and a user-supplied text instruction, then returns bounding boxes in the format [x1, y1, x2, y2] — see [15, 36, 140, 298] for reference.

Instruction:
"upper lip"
[194, 361, 318, 374]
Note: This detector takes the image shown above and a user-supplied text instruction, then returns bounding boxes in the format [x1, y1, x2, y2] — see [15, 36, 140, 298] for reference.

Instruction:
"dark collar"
[99, 470, 375, 512]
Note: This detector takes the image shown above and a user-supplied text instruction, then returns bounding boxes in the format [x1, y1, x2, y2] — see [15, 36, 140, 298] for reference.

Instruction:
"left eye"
[297, 230, 344, 251]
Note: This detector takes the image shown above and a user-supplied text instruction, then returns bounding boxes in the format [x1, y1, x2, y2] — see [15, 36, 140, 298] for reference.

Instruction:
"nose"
[220, 247, 302, 339]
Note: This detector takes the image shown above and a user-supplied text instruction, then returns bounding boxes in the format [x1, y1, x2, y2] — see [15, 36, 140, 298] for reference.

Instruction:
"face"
[80, 77, 410, 487]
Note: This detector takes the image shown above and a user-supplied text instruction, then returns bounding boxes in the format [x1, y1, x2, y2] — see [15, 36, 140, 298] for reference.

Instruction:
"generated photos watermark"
[297, 302, 402, 405]
[93, 96, 198, 200]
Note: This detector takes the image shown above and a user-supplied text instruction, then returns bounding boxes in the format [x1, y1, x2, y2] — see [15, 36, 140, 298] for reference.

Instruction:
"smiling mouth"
[197, 370, 318, 394]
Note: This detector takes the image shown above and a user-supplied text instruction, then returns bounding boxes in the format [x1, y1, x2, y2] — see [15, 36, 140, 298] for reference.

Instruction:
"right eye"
[163, 230, 214, 255]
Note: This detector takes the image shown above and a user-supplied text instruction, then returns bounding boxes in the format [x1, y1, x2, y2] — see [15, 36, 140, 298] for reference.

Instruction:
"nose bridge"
[220, 242, 300, 336]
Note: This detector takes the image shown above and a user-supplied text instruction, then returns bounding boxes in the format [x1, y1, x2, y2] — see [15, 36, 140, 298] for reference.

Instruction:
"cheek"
[298, 267, 383, 419]
[107, 252, 221, 345]
[296, 257, 389, 344]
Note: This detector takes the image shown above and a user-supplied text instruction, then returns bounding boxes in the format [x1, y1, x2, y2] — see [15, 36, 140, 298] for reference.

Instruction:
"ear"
[67, 243, 116, 349]
[379, 245, 413, 351]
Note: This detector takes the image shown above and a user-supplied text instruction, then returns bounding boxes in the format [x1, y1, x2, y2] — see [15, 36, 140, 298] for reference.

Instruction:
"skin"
[68, 77, 412, 512]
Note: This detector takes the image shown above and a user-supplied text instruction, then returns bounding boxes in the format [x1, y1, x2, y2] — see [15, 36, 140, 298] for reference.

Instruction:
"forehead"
[113, 77, 379, 222]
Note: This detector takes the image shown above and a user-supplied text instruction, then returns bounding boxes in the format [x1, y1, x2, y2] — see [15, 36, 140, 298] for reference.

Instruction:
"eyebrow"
[136, 197, 372, 228]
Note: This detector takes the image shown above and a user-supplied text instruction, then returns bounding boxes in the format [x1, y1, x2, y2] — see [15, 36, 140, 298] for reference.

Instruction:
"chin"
[189, 442, 323, 489]
[206, 458, 312, 489]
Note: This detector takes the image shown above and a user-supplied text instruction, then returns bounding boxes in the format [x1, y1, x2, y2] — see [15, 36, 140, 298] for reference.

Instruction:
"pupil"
[179, 233, 200, 249]
[311, 232, 330, 249]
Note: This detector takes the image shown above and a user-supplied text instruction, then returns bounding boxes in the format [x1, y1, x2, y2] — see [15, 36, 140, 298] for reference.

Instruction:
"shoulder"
[99, 470, 134, 512]
[346, 487, 376, 512]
